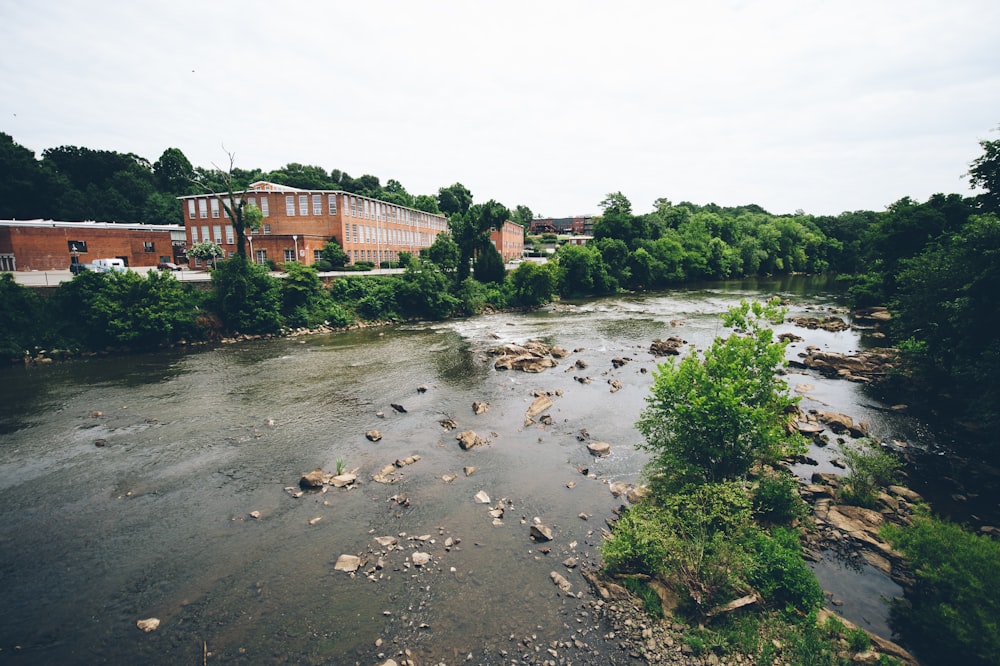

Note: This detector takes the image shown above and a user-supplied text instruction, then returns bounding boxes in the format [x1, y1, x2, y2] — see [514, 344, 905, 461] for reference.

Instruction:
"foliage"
[637, 300, 803, 487]
[320, 239, 349, 269]
[753, 470, 809, 524]
[883, 516, 1000, 666]
[397, 259, 459, 320]
[424, 233, 461, 279]
[745, 527, 824, 613]
[186, 241, 224, 265]
[436, 182, 473, 217]
[55, 270, 204, 349]
[280, 262, 326, 328]
[210, 256, 282, 335]
[621, 577, 665, 619]
[968, 127, 1000, 214]
[508, 261, 557, 307]
[0, 273, 55, 357]
[838, 439, 899, 507]
[473, 242, 505, 284]
[554, 243, 617, 297]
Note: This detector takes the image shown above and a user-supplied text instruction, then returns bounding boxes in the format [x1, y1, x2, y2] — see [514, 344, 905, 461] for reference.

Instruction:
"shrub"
[838, 439, 899, 507]
[210, 256, 282, 335]
[882, 516, 1000, 665]
[753, 472, 808, 524]
[621, 577, 665, 619]
[745, 527, 824, 614]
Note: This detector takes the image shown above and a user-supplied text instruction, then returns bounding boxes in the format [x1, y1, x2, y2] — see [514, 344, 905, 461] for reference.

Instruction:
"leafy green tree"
[511, 204, 533, 227]
[0, 273, 53, 357]
[280, 262, 326, 327]
[437, 182, 473, 217]
[555, 244, 617, 297]
[320, 239, 349, 268]
[883, 516, 1000, 666]
[397, 259, 458, 320]
[187, 241, 224, 267]
[637, 300, 804, 487]
[968, 127, 1000, 214]
[210, 257, 282, 334]
[267, 163, 334, 190]
[508, 261, 556, 307]
[55, 270, 202, 349]
[152, 147, 195, 194]
[424, 233, 461, 279]
[412, 194, 441, 214]
[473, 242, 505, 284]
[593, 192, 649, 249]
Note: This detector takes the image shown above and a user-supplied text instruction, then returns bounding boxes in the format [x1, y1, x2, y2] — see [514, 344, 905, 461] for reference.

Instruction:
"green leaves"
[638, 300, 802, 487]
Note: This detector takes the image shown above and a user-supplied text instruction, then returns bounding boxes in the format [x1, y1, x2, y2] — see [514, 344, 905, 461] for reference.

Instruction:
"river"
[0, 277, 922, 664]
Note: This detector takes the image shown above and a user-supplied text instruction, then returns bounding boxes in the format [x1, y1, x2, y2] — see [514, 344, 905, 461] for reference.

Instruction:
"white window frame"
[198, 199, 208, 219]
[298, 194, 308, 216]
[328, 194, 337, 215]
[260, 197, 269, 217]
[284, 249, 295, 263]
[312, 194, 322, 216]
[210, 198, 220, 218]
[188, 200, 196, 219]
[286, 196, 296, 216]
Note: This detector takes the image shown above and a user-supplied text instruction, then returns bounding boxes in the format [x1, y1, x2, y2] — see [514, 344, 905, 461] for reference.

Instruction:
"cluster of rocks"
[489, 341, 570, 373]
[649, 337, 686, 356]
[788, 314, 851, 332]
[789, 347, 899, 383]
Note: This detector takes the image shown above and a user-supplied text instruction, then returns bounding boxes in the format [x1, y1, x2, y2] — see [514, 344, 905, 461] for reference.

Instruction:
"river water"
[0, 277, 920, 664]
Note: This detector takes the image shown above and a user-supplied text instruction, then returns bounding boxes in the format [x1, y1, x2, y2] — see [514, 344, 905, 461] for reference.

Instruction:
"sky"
[2, 0, 999, 218]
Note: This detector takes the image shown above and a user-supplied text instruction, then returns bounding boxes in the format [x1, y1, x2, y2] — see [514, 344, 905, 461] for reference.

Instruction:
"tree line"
[2, 128, 999, 451]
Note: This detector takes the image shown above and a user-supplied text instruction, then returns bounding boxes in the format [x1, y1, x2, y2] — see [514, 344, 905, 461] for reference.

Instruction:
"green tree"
[320, 239, 349, 268]
[153, 147, 195, 194]
[397, 259, 458, 320]
[437, 182, 473, 217]
[968, 127, 1000, 214]
[637, 300, 804, 487]
[424, 233, 461, 279]
[508, 261, 556, 307]
[412, 194, 441, 214]
[511, 204, 533, 227]
[0, 273, 52, 358]
[593, 192, 649, 249]
[473, 241, 506, 284]
[210, 257, 282, 334]
[555, 244, 617, 297]
[186, 241, 224, 267]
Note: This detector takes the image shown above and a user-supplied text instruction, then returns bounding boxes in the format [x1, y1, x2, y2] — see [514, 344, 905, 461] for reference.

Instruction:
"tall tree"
[153, 148, 195, 194]
[194, 150, 262, 259]
[968, 127, 1000, 214]
[437, 182, 473, 217]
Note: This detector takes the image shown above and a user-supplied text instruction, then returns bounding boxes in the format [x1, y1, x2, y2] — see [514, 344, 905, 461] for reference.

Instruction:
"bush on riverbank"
[883, 516, 1000, 666]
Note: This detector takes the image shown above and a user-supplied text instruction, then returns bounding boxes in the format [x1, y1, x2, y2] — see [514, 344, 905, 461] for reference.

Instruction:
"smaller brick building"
[0, 220, 187, 271]
[490, 220, 525, 262]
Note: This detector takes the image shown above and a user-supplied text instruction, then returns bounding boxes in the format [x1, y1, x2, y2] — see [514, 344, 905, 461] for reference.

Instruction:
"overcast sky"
[3, 1, 999, 218]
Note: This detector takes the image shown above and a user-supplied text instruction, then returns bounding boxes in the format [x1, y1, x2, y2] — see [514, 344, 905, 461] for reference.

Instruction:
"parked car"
[157, 262, 182, 271]
[70, 263, 90, 275]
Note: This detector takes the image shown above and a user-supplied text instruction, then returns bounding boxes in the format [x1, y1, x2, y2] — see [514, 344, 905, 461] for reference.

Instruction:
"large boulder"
[456, 430, 484, 450]
[649, 337, 685, 356]
[524, 395, 554, 425]
[299, 468, 326, 489]
[587, 441, 611, 457]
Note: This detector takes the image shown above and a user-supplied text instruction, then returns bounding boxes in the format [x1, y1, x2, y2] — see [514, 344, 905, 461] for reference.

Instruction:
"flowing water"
[0, 277, 925, 664]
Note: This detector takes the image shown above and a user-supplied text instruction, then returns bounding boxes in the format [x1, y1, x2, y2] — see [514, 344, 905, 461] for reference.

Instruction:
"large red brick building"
[178, 182, 449, 268]
[0, 219, 186, 272]
[490, 219, 525, 262]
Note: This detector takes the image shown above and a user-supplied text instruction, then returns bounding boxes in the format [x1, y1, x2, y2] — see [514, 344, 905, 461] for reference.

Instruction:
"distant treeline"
[2, 129, 999, 455]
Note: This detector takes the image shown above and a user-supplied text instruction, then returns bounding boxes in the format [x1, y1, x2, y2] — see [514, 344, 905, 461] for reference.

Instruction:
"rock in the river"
[472, 401, 490, 415]
[331, 473, 356, 488]
[608, 379, 623, 393]
[474, 490, 491, 504]
[299, 468, 326, 489]
[334, 554, 362, 572]
[649, 337, 685, 356]
[524, 394, 554, 425]
[411, 552, 431, 567]
[550, 570, 572, 593]
[456, 430, 484, 450]
[390, 403, 407, 413]
[416, 384, 430, 393]
[136, 618, 160, 632]
[365, 430, 382, 442]
[813, 410, 868, 438]
[587, 441, 611, 457]
[530, 523, 554, 541]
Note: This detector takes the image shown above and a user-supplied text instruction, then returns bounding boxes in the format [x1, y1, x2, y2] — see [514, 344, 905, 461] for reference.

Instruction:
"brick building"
[0, 219, 186, 272]
[179, 182, 449, 268]
[528, 216, 595, 236]
[490, 220, 525, 262]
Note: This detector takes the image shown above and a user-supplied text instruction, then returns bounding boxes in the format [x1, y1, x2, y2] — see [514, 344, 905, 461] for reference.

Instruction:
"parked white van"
[91, 258, 126, 273]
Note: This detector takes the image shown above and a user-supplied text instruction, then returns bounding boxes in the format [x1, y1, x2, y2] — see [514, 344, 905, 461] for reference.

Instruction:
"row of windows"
[187, 197, 271, 219]
[345, 223, 438, 248]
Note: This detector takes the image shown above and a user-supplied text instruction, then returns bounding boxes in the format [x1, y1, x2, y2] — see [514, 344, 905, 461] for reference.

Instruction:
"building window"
[188, 200, 196, 219]
[284, 249, 295, 263]
[210, 198, 220, 218]
[286, 196, 295, 216]
[328, 194, 337, 215]
[313, 249, 322, 262]
[67, 240, 88, 253]
[312, 194, 322, 215]
[255, 249, 266, 265]
[299, 195, 308, 216]
[143, 241, 155, 253]
[191, 227, 198, 243]
[352, 223, 358, 243]
[198, 199, 208, 218]
[263, 224, 272, 235]
[225, 226, 234, 244]
[201, 225, 210, 243]
[213, 225, 223, 244]
[260, 198, 269, 217]
[351, 196, 357, 217]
